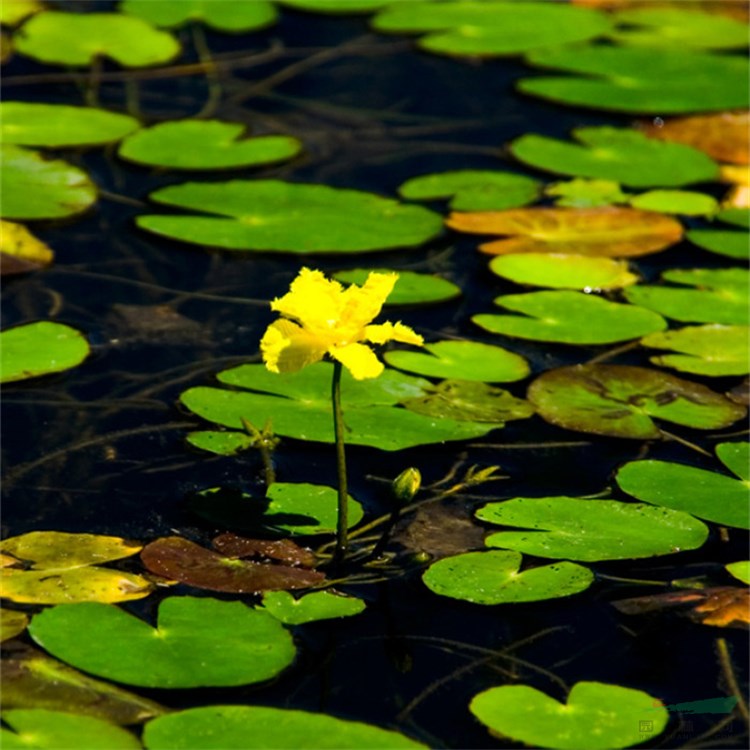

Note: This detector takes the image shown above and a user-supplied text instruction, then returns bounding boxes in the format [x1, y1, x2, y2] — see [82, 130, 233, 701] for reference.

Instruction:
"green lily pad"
[1, 608, 28, 641]
[616, 443, 750, 529]
[1, 322, 90, 383]
[641, 325, 749, 376]
[527, 364, 746, 439]
[1, 649, 166, 724]
[400, 379, 534, 424]
[398, 170, 540, 211]
[142, 705, 427, 749]
[121, 0, 278, 31]
[610, 7, 749, 50]
[1, 146, 97, 220]
[726, 561, 750, 585]
[384, 340, 529, 382]
[478, 497, 708, 562]
[716, 441, 749, 481]
[28, 597, 296, 688]
[629, 190, 718, 216]
[118, 120, 301, 170]
[520, 45, 749, 114]
[138, 180, 442, 253]
[470, 681, 668, 750]
[180, 362, 495, 451]
[717, 208, 750, 230]
[1, 709, 141, 750]
[140, 536, 324, 593]
[623, 268, 749, 325]
[186, 430, 256, 455]
[280, 0, 391, 13]
[687, 222, 749, 260]
[260, 590, 366, 625]
[0, 0, 43, 26]
[489, 253, 638, 290]
[371, 2, 611, 57]
[473, 291, 666, 345]
[14, 11, 180, 67]
[510, 127, 718, 188]
[422, 550, 593, 605]
[0, 103, 139, 147]
[333, 269, 461, 306]
[545, 178, 630, 208]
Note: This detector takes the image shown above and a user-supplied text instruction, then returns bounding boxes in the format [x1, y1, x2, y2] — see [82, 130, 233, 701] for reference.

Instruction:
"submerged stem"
[331, 360, 349, 564]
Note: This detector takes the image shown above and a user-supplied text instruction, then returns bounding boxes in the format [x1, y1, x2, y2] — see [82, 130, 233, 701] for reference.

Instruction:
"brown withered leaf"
[0, 220, 54, 277]
[693, 587, 750, 628]
[212, 532, 316, 568]
[641, 112, 749, 166]
[572, 0, 749, 21]
[446, 206, 683, 258]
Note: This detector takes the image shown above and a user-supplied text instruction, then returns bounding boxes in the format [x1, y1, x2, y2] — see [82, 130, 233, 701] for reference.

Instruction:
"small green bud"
[392, 467, 421, 504]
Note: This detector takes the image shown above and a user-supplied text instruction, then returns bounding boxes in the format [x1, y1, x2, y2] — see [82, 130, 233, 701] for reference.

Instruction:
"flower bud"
[392, 467, 421, 504]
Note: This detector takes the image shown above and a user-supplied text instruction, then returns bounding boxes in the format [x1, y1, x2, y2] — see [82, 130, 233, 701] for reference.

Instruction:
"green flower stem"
[331, 360, 349, 564]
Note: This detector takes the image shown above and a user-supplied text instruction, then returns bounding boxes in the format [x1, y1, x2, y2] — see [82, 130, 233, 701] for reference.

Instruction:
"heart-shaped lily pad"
[1, 103, 140, 147]
[260, 590, 366, 625]
[180, 362, 495, 450]
[28, 596, 296, 688]
[447, 206, 683, 257]
[186, 430, 256, 456]
[641, 325, 749, 376]
[624, 268, 749, 325]
[385, 340, 529, 382]
[520, 45, 748, 114]
[118, 120, 301, 170]
[0, 220, 54, 276]
[478, 497, 708, 561]
[140, 536, 324, 593]
[121, 0, 278, 31]
[1, 146, 97, 220]
[398, 170, 540, 211]
[333, 268, 461, 306]
[510, 127, 718, 188]
[470, 681, 668, 750]
[527, 365, 746, 439]
[489, 253, 638, 290]
[629, 190, 718, 216]
[1, 709, 141, 750]
[138, 180, 442, 253]
[473, 291, 666, 345]
[422, 550, 593, 604]
[546, 178, 630, 208]
[616, 442, 750, 529]
[15, 11, 180, 66]
[142, 705, 427, 749]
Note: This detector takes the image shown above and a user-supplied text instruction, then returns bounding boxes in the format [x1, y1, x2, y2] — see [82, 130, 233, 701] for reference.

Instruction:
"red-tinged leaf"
[211, 533, 317, 568]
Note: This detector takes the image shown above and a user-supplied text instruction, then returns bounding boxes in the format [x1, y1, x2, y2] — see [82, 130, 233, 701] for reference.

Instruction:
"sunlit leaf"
[520, 45, 748, 114]
[624, 268, 749, 325]
[489, 253, 637, 290]
[385, 340, 529, 382]
[1, 145, 96, 220]
[0, 220, 53, 276]
[473, 291, 666, 345]
[138, 180, 442, 253]
[447, 206, 683, 257]
[119, 120, 301, 170]
[528, 365, 746, 439]
[121, 0, 278, 31]
[716, 440, 749, 481]
[478, 497, 708, 561]
[280, 0, 393, 13]
[545, 178, 629, 208]
[371, 1, 611, 57]
[693, 587, 750, 627]
[470, 682, 668, 750]
[140, 536, 324, 593]
[1, 608, 28, 641]
[333, 268, 461, 306]
[726, 561, 750, 585]
[1, 709, 141, 750]
[423, 550, 593, 604]
[0, 0, 44, 26]
[510, 127, 718, 188]
[143, 705, 428, 749]
[0, 102, 139, 147]
[14, 11, 180, 66]
[629, 190, 718, 216]
[28, 597, 296, 688]
[641, 325, 749, 376]
[398, 170, 540, 211]
[616, 444, 750, 529]
[719, 165, 750, 210]
[260, 590, 366, 625]
[1, 647, 166, 723]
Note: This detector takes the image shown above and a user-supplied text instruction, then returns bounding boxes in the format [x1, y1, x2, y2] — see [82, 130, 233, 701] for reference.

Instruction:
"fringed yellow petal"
[364, 321, 424, 346]
[339, 272, 398, 332]
[270, 268, 344, 330]
[330, 342, 384, 380]
[261, 319, 327, 374]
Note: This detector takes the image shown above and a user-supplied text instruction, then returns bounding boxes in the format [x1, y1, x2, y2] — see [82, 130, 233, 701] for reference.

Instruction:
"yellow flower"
[261, 268, 423, 380]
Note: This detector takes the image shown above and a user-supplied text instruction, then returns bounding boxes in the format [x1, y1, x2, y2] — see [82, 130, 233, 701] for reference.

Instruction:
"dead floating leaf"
[0, 220, 54, 276]
[720, 164, 749, 209]
[641, 111, 749, 166]
[212, 532, 317, 568]
[140, 536, 324, 593]
[572, 0, 749, 21]
[446, 206, 683, 257]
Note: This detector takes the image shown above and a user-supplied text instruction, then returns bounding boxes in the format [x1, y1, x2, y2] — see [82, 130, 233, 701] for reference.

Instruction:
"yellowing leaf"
[693, 587, 750, 628]
[1, 608, 29, 641]
[446, 206, 683, 257]
[720, 164, 750, 209]
[0, 220, 53, 276]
